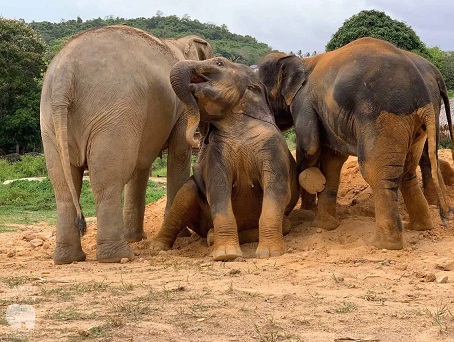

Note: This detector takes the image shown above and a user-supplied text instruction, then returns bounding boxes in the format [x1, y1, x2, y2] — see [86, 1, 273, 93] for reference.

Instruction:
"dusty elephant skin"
[40, 25, 213, 264]
[150, 57, 304, 261]
[259, 37, 454, 251]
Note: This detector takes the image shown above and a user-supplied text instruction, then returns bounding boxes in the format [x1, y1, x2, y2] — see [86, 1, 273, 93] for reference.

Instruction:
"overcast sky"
[2, 0, 454, 53]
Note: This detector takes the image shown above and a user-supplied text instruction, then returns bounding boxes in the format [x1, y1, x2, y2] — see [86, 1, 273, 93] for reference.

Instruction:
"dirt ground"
[1, 150, 454, 342]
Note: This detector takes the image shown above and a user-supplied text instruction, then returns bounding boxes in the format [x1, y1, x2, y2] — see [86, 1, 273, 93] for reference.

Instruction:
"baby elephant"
[150, 57, 320, 261]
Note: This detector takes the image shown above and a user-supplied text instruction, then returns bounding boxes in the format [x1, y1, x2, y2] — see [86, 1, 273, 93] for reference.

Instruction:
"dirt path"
[1, 150, 453, 342]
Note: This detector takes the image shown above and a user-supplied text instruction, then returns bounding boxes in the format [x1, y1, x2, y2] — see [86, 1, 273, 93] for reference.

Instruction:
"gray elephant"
[40, 25, 213, 264]
[259, 37, 453, 250]
[149, 57, 318, 260]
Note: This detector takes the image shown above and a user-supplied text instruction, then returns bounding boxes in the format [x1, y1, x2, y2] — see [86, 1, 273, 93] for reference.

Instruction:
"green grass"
[0, 179, 166, 229]
[448, 89, 454, 99]
[0, 155, 47, 182]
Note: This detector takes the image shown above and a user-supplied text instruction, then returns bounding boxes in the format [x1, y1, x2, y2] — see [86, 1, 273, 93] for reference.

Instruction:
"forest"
[1, 10, 453, 154]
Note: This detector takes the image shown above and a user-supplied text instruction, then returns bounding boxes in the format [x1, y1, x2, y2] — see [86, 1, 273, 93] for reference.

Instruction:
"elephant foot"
[404, 220, 433, 231]
[312, 212, 340, 231]
[213, 243, 242, 261]
[372, 233, 403, 250]
[97, 241, 135, 263]
[53, 244, 87, 265]
[256, 239, 285, 259]
[299, 167, 326, 194]
[149, 239, 172, 252]
[124, 230, 147, 243]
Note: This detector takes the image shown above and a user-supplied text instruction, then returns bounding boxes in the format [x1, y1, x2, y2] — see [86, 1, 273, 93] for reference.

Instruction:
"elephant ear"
[279, 55, 306, 106]
[232, 83, 276, 126]
[184, 36, 214, 61]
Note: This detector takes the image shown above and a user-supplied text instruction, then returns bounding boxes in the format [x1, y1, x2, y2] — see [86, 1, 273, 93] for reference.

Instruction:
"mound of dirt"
[1, 150, 453, 341]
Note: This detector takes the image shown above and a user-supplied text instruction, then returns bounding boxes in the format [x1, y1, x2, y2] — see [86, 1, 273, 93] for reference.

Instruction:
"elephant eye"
[215, 60, 225, 67]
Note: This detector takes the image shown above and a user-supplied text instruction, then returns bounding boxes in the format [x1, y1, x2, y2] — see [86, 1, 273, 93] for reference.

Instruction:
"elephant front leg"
[123, 167, 151, 242]
[151, 179, 207, 251]
[312, 148, 348, 230]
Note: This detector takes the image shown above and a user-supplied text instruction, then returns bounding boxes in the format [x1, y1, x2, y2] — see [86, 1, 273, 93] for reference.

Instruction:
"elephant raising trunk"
[170, 61, 201, 148]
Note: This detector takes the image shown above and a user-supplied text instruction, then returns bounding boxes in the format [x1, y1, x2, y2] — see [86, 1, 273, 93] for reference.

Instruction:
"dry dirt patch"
[0, 150, 453, 342]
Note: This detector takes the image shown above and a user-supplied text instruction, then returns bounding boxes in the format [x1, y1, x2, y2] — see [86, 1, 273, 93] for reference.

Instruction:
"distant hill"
[30, 15, 273, 65]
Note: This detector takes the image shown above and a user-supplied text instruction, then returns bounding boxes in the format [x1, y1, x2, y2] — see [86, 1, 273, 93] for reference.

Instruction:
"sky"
[1, 0, 454, 53]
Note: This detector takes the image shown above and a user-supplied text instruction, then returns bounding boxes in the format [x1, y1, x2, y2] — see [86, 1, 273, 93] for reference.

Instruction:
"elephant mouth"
[191, 74, 208, 84]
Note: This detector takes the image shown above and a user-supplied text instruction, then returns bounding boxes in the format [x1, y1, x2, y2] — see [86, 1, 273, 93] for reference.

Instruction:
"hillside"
[29, 15, 273, 65]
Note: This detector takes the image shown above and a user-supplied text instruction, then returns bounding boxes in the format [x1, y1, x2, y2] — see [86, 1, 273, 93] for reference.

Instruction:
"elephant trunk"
[170, 61, 200, 148]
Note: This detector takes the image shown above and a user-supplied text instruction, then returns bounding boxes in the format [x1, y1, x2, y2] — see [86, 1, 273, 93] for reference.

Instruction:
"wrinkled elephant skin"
[40, 25, 213, 264]
[259, 37, 453, 250]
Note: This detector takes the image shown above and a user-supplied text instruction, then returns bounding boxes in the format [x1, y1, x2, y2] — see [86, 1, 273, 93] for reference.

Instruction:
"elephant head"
[170, 57, 275, 147]
[166, 35, 214, 62]
[258, 53, 306, 129]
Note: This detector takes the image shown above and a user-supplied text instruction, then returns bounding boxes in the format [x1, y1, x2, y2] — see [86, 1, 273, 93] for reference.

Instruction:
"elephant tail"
[50, 69, 87, 236]
[424, 104, 450, 222]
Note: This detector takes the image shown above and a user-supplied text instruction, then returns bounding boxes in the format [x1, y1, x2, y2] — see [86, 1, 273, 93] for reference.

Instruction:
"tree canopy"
[0, 18, 45, 154]
[30, 15, 272, 66]
[325, 10, 429, 57]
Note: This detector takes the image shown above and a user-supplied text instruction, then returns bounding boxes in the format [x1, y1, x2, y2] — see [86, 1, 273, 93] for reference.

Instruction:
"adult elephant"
[40, 25, 213, 264]
[259, 37, 453, 250]
[404, 51, 454, 204]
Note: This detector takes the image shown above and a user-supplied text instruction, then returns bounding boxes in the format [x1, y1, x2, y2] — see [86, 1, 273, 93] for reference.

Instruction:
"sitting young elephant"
[150, 57, 313, 261]
[40, 25, 213, 264]
[259, 37, 453, 250]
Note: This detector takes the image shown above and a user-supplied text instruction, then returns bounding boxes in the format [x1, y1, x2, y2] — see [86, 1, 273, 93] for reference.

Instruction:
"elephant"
[404, 50, 454, 204]
[149, 57, 316, 260]
[258, 37, 453, 250]
[40, 25, 213, 264]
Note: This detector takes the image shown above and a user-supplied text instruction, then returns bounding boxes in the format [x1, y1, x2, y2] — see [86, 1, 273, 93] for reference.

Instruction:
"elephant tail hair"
[424, 104, 450, 223]
[51, 70, 87, 237]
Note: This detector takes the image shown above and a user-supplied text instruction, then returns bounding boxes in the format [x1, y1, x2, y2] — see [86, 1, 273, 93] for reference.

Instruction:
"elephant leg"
[44, 139, 86, 265]
[207, 215, 292, 246]
[151, 179, 207, 250]
[165, 112, 192, 214]
[401, 138, 433, 231]
[123, 166, 151, 242]
[420, 143, 439, 205]
[88, 137, 136, 263]
[312, 148, 348, 230]
[359, 128, 408, 250]
[440, 158, 454, 185]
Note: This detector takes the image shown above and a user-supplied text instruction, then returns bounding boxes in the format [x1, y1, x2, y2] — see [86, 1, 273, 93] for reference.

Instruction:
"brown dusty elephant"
[149, 57, 316, 261]
[404, 50, 454, 204]
[40, 25, 213, 264]
[258, 37, 453, 250]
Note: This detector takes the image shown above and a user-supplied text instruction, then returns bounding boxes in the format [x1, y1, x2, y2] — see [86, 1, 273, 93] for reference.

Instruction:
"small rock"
[30, 239, 44, 247]
[287, 248, 294, 253]
[21, 231, 36, 242]
[7, 251, 15, 258]
[437, 276, 449, 284]
[424, 273, 436, 282]
[42, 242, 50, 250]
[436, 258, 454, 271]
[120, 258, 129, 264]
[133, 250, 141, 256]
[78, 330, 90, 337]
[316, 228, 323, 234]
[158, 250, 167, 256]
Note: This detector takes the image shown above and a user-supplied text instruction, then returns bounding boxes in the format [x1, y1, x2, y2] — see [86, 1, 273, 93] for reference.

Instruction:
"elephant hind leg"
[151, 178, 206, 251]
[402, 138, 433, 231]
[44, 139, 86, 264]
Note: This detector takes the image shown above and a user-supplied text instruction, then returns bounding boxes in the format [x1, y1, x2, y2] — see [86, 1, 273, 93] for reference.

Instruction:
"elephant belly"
[231, 183, 263, 232]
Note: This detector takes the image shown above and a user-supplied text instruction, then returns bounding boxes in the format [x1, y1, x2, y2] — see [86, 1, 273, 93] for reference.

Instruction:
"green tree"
[442, 51, 454, 90]
[326, 10, 429, 58]
[0, 18, 45, 153]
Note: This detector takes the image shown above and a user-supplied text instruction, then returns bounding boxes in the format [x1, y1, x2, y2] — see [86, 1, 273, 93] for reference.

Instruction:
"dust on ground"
[1, 150, 454, 342]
